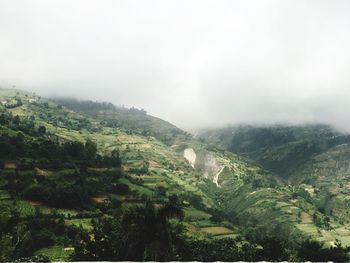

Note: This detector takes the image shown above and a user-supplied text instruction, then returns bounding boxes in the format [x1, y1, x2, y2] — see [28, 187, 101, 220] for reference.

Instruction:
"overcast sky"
[1, 0, 350, 130]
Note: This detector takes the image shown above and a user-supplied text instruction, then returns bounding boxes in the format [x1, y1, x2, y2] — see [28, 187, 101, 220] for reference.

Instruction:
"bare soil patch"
[91, 196, 108, 204]
[34, 168, 52, 177]
[29, 200, 45, 207]
[300, 212, 313, 224]
[201, 226, 233, 235]
[148, 160, 159, 168]
[116, 135, 130, 141]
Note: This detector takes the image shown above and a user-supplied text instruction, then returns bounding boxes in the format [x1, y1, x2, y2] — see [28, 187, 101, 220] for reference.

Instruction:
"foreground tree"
[73, 200, 184, 261]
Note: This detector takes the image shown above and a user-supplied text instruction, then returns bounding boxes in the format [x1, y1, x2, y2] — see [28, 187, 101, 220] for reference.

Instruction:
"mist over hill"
[3, 1, 350, 130]
[2, 0, 350, 261]
[0, 88, 350, 261]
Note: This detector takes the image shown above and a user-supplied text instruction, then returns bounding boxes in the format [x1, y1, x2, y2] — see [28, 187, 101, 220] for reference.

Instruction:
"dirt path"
[213, 166, 224, 187]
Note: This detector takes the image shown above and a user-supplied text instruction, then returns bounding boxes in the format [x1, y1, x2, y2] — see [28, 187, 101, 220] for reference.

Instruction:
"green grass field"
[184, 207, 211, 221]
[34, 245, 73, 261]
[65, 218, 93, 231]
[200, 226, 234, 236]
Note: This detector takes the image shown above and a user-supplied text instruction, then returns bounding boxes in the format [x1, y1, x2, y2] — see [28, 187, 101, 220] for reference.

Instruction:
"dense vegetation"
[1, 200, 348, 262]
[1, 89, 350, 261]
[52, 98, 189, 145]
[199, 125, 350, 178]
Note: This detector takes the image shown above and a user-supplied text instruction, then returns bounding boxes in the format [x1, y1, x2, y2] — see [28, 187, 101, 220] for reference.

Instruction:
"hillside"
[199, 125, 350, 179]
[0, 89, 349, 261]
[52, 97, 189, 146]
[199, 125, 350, 247]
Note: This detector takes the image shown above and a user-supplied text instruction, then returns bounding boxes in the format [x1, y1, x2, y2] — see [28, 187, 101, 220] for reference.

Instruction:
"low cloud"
[1, 0, 350, 131]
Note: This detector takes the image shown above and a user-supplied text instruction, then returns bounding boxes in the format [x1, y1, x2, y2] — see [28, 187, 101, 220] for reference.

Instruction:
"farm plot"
[200, 226, 234, 236]
[184, 207, 211, 221]
[300, 211, 313, 224]
[65, 218, 93, 231]
[34, 245, 73, 261]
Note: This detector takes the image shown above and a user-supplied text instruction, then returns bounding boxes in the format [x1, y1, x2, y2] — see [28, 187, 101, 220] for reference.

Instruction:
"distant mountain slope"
[199, 125, 350, 179]
[288, 143, 350, 221]
[199, 124, 350, 246]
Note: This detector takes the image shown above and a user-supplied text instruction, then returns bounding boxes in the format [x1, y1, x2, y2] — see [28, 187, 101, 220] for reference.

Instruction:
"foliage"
[199, 125, 350, 178]
[52, 98, 188, 145]
[73, 200, 184, 261]
[1, 89, 350, 261]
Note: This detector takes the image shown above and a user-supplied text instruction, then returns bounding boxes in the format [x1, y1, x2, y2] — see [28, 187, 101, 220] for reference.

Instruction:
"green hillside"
[52, 97, 189, 145]
[200, 125, 350, 248]
[199, 125, 350, 178]
[0, 89, 349, 261]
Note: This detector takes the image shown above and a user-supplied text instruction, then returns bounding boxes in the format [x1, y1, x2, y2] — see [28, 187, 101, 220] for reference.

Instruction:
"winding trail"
[213, 166, 225, 187]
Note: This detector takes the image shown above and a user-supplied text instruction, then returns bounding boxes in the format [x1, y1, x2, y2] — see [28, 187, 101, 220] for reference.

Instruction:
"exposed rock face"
[184, 148, 196, 168]
[3, 160, 17, 169]
[184, 149, 224, 187]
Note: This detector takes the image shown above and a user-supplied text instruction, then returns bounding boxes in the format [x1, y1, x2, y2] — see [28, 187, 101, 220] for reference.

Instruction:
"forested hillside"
[0, 89, 349, 261]
[199, 125, 350, 179]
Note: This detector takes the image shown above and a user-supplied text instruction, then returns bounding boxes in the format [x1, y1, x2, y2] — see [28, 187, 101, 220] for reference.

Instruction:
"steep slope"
[2, 88, 350, 261]
[199, 124, 350, 246]
[0, 88, 274, 239]
[289, 144, 350, 225]
[0, 90, 293, 225]
[52, 97, 189, 145]
[199, 125, 350, 179]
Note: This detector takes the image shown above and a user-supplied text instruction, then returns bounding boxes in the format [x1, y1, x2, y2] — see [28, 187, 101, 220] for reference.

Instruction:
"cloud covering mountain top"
[1, 0, 350, 130]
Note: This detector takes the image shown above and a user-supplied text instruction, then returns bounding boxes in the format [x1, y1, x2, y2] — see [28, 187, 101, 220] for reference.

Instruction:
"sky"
[1, 0, 350, 130]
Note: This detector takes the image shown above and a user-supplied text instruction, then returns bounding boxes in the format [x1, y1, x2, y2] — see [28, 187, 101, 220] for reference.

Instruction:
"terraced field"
[2, 89, 350, 261]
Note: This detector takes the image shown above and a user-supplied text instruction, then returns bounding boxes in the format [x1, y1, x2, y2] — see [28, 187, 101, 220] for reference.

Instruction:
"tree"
[13, 115, 20, 125]
[298, 239, 349, 262]
[0, 234, 14, 262]
[63, 141, 85, 158]
[0, 205, 16, 262]
[73, 200, 184, 261]
[84, 138, 97, 159]
[119, 200, 184, 261]
[37, 126, 46, 135]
